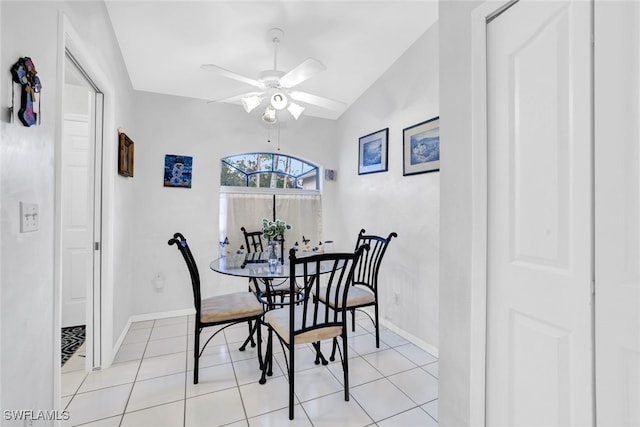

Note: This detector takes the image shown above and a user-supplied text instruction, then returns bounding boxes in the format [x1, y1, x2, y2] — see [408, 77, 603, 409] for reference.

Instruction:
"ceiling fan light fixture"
[241, 95, 263, 113]
[287, 102, 305, 120]
[262, 106, 277, 124]
[270, 92, 288, 110]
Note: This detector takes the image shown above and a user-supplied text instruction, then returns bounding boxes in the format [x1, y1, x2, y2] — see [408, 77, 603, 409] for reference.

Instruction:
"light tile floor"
[61, 313, 438, 427]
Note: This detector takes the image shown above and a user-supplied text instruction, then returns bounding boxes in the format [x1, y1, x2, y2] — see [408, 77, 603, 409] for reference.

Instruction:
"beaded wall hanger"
[10, 56, 42, 127]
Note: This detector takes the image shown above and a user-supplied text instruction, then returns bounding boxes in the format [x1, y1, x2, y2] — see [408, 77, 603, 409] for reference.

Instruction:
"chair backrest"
[352, 229, 397, 292]
[168, 232, 201, 314]
[241, 227, 264, 253]
[287, 246, 367, 342]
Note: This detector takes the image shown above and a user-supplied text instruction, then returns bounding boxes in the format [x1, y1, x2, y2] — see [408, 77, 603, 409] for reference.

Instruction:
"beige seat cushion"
[264, 303, 343, 345]
[200, 292, 263, 324]
[316, 285, 375, 309]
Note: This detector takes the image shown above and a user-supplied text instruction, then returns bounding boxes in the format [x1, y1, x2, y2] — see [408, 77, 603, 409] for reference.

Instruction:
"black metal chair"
[241, 226, 290, 301]
[168, 232, 263, 384]
[316, 229, 397, 359]
[241, 226, 264, 253]
[260, 246, 367, 420]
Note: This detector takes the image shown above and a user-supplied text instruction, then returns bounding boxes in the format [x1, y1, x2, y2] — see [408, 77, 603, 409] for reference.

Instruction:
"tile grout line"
[117, 320, 156, 427]
[223, 324, 254, 425]
[183, 318, 189, 427]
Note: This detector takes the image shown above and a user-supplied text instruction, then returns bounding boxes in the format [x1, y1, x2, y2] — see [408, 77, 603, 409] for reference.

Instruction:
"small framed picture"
[118, 132, 134, 177]
[403, 116, 439, 176]
[164, 154, 193, 188]
[358, 128, 388, 175]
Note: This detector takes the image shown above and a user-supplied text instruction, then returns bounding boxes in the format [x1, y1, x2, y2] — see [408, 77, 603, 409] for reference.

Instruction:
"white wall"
[438, 1, 484, 426]
[0, 0, 135, 418]
[331, 24, 440, 349]
[130, 91, 338, 315]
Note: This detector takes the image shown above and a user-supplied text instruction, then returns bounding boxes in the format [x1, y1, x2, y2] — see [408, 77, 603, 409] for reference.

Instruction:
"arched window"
[221, 152, 319, 190]
[219, 152, 323, 257]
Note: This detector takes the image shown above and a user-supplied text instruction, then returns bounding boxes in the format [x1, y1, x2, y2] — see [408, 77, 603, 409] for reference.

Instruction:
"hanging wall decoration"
[358, 128, 389, 175]
[164, 154, 193, 188]
[403, 116, 440, 176]
[118, 132, 135, 177]
[10, 57, 42, 127]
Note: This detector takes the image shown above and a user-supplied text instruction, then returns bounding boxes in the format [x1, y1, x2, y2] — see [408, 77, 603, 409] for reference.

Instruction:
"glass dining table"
[209, 251, 341, 281]
[209, 252, 289, 280]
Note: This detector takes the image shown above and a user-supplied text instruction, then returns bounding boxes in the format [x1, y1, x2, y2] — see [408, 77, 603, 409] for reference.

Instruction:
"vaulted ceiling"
[105, 1, 438, 121]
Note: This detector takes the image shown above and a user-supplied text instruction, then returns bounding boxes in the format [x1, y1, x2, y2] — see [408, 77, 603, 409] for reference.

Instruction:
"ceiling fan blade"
[279, 58, 326, 88]
[289, 91, 346, 111]
[207, 91, 264, 104]
[201, 64, 265, 89]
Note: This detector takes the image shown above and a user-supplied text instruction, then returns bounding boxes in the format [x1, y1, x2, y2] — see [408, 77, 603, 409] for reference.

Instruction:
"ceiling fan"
[202, 28, 345, 124]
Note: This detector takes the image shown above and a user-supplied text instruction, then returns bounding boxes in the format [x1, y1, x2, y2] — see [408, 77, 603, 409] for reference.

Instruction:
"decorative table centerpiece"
[262, 218, 292, 271]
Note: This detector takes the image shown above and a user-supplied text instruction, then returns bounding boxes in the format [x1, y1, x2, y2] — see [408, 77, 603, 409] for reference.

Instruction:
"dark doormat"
[61, 325, 86, 366]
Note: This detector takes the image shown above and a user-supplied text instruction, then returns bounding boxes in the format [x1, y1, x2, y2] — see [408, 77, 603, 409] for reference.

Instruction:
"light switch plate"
[20, 202, 39, 233]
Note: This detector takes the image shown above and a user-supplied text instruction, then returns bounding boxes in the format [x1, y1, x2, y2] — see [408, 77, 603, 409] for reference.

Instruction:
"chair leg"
[351, 308, 356, 332]
[329, 337, 338, 362]
[193, 327, 200, 384]
[312, 342, 328, 365]
[374, 303, 380, 348]
[342, 332, 350, 401]
[256, 317, 263, 371]
[239, 320, 257, 351]
[289, 342, 295, 420]
[259, 328, 271, 385]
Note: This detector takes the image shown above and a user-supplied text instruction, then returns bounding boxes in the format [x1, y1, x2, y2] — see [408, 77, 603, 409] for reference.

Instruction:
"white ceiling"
[105, 1, 438, 121]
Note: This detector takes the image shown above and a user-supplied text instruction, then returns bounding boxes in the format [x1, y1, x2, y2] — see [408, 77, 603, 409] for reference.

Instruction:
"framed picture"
[403, 116, 440, 176]
[118, 132, 134, 177]
[164, 154, 193, 188]
[358, 128, 388, 175]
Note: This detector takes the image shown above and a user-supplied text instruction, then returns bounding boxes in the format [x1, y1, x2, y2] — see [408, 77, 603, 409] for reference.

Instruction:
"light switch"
[20, 202, 39, 232]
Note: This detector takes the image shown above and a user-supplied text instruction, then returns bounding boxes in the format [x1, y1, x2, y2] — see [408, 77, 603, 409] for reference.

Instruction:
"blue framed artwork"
[164, 154, 193, 188]
[403, 117, 439, 176]
[358, 128, 388, 175]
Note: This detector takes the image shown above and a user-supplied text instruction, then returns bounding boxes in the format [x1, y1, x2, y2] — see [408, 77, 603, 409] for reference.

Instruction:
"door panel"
[486, 1, 593, 425]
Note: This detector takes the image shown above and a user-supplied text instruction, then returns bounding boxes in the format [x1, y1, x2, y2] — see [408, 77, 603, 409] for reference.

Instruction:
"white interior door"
[486, 1, 593, 425]
[61, 113, 93, 328]
[594, 2, 640, 425]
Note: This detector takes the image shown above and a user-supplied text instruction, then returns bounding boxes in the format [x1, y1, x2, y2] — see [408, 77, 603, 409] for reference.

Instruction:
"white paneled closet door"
[486, 1, 593, 425]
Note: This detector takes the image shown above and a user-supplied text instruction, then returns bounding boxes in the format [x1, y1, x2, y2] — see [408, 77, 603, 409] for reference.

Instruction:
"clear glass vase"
[267, 240, 279, 273]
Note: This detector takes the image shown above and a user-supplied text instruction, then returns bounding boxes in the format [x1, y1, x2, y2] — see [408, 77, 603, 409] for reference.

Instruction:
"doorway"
[60, 51, 104, 370]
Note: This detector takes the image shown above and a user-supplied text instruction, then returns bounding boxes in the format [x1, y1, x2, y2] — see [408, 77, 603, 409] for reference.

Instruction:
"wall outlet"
[20, 202, 39, 233]
[152, 273, 165, 290]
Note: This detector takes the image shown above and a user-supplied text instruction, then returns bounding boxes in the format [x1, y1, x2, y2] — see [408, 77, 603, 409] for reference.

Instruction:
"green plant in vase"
[262, 218, 292, 270]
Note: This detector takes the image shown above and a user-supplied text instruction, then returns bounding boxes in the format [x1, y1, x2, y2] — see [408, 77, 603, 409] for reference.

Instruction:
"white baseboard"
[379, 317, 439, 358]
[128, 308, 195, 324]
[107, 308, 196, 369]
[357, 308, 439, 358]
